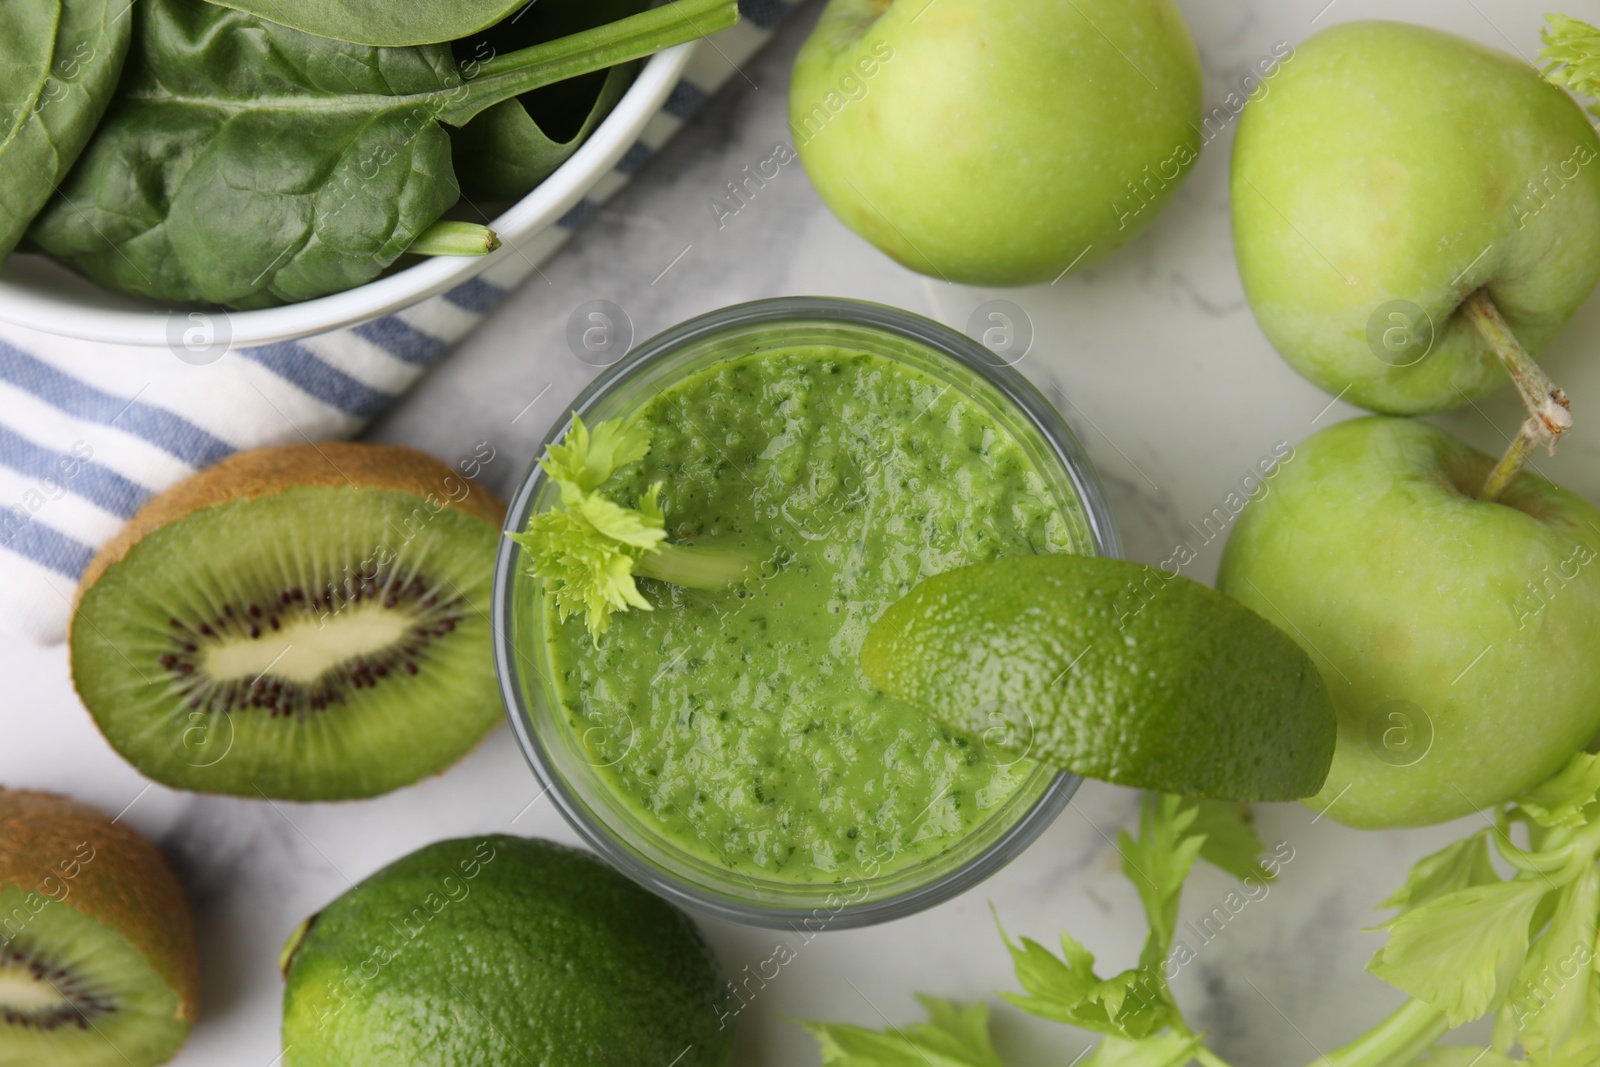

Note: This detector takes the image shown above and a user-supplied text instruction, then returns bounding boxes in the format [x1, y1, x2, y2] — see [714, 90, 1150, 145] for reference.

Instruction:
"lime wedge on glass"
[861, 555, 1336, 801]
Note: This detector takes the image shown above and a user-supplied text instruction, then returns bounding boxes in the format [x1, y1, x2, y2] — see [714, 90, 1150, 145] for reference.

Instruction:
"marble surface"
[5, 0, 1599, 1063]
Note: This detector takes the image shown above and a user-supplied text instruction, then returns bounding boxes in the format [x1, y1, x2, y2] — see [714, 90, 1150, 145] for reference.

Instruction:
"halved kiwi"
[70, 444, 507, 800]
[0, 788, 199, 1067]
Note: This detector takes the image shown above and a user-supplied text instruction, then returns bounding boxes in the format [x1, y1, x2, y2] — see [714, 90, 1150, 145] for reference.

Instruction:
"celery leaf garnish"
[511, 414, 751, 642]
[542, 415, 654, 494]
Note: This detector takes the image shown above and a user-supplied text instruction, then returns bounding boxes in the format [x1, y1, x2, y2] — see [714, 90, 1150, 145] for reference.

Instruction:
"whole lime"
[281, 836, 732, 1066]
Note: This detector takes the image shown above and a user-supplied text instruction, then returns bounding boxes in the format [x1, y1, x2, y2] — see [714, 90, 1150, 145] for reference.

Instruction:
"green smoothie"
[541, 345, 1082, 883]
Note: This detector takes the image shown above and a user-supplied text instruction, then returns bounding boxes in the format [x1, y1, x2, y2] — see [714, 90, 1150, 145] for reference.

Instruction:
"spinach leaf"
[449, 0, 650, 203]
[450, 68, 632, 202]
[27, 0, 738, 309]
[0, 0, 132, 259]
[205, 0, 532, 48]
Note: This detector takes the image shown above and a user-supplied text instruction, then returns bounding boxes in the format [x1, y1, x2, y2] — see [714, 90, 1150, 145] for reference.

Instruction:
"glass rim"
[491, 296, 1121, 929]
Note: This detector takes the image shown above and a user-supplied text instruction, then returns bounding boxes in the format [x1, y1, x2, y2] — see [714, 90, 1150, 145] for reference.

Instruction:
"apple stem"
[1461, 289, 1571, 501]
[1480, 421, 1547, 502]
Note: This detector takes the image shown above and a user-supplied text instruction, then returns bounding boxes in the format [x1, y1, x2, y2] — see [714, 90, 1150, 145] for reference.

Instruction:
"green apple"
[1232, 20, 1600, 416]
[1218, 416, 1600, 829]
[789, 0, 1203, 286]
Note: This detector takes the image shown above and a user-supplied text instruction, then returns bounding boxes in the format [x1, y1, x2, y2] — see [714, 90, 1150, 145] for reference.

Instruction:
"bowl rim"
[491, 296, 1123, 928]
[0, 42, 697, 349]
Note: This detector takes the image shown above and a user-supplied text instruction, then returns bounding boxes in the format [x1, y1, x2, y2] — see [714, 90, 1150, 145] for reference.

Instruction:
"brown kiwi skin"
[75, 443, 507, 608]
[0, 789, 200, 1031]
[69, 443, 509, 801]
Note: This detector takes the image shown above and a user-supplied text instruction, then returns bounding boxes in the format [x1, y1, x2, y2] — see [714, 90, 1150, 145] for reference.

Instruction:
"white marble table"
[4, 0, 1598, 1063]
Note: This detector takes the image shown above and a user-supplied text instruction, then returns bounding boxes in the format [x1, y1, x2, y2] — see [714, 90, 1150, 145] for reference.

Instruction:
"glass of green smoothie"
[493, 298, 1118, 928]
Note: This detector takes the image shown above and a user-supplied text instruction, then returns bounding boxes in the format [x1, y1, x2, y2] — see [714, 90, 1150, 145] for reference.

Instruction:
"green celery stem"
[635, 544, 753, 590]
[1310, 999, 1449, 1067]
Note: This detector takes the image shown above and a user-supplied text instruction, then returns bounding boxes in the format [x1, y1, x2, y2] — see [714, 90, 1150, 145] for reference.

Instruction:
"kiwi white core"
[0, 962, 70, 1013]
[200, 602, 417, 684]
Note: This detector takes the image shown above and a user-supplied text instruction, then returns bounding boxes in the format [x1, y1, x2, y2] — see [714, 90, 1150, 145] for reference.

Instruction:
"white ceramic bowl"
[0, 42, 697, 349]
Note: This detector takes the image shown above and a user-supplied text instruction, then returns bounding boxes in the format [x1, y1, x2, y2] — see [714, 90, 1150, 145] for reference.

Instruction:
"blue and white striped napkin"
[0, 0, 796, 645]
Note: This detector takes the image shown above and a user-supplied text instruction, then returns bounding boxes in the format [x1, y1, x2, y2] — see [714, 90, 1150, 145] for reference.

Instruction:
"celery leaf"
[1517, 753, 1600, 830]
[802, 996, 1006, 1067]
[1496, 864, 1599, 1058]
[1380, 832, 1500, 913]
[997, 923, 1172, 1039]
[994, 794, 1246, 1039]
[1119, 794, 1205, 954]
[540, 413, 653, 493]
[1543, 15, 1600, 106]
[508, 505, 656, 640]
[1189, 799, 1276, 884]
[570, 488, 669, 551]
[515, 416, 749, 641]
[516, 414, 664, 639]
[1368, 878, 1551, 1026]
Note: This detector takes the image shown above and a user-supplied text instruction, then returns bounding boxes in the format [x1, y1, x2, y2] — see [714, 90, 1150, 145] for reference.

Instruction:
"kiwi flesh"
[0, 789, 199, 1067]
[70, 444, 507, 801]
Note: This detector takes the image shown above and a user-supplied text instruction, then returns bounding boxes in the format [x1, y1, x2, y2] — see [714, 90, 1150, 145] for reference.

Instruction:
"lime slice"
[861, 555, 1336, 801]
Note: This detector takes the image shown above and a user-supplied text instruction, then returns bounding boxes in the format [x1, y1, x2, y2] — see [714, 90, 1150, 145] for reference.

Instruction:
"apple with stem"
[1222, 19, 1600, 827]
[1218, 415, 1600, 828]
[1231, 17, 1600, 469]
[788, 0, 1203, 286]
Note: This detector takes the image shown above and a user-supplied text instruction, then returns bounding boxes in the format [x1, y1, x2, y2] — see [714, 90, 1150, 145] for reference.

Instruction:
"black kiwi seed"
[156, 565, 467, 721]
[1, 789, 201, 1061]
[70, 441, 507, 801]
[0, 946, 117, 1032]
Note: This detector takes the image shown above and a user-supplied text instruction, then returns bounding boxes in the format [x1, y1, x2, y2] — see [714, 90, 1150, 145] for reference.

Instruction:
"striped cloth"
[0, 0, 796, 645]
